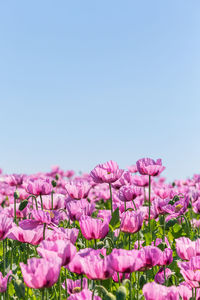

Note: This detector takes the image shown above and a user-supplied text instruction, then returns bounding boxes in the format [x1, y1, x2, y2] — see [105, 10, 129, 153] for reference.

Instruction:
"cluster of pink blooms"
[0, 158, 200, 299]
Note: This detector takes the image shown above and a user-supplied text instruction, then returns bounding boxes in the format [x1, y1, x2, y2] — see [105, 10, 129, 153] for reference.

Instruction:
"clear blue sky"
[0, 1, 200, 180]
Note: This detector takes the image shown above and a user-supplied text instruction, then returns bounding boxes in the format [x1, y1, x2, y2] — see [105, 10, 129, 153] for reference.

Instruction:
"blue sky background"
[0, 1, 199, 181]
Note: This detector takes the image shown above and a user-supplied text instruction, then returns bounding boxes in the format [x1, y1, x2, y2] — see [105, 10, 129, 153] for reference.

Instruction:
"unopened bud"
[51, 180, 57, 187]
[105, 292, 116, 300]
[116, 286, 127, 300]
[14, 191, 20, 199]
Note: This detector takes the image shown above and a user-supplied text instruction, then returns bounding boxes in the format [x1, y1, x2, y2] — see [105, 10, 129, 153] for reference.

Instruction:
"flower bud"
[116, 286, 127, 300]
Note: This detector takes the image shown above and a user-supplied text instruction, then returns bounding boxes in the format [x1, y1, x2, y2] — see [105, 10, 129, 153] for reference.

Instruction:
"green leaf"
[173, 223, 182, 233]
[165, 218, 177, 230]
[19, 200, 29, 211]
[109, 208, 120, 229]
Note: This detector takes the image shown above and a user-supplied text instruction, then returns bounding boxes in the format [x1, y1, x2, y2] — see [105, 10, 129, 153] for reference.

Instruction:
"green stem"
[41, 289, 45, 300]
[58, 273, 61, 300]
[51, 192, 54, 210]
[14, 198, 17, 224]
[3, 240, 5, 276]
[109, 183, 113, 214]
[40, 195, 43, 210]
[162, 215, 165, 243]
[43, 223, 46, 240]
[64, 268, 68, 297]
[148, 175, 151, 232]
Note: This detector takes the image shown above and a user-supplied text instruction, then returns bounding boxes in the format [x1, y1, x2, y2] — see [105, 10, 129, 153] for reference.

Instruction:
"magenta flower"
[177, 282, 192, 300]
[66, 199, 95, 221]
[79, 216, 109, 240]
[132, 175, 149, 187]
[154, 267, 172, 284]
[5, 174, 24, 186]
[118, 185, 142, 202]
[67, 290, 101, 300]
[62, 278, 88, 294]
[136, 158, 165, 176]
[46, 227, 79, 244]
[65, 170, 75, 178]
[0, 271, 12, 293]
[82, 255, 113, 280]
[176, 237, 199, 260]
[65, 180, 91, 200]
[107, 249, 144, 273]
[31, 209, 52, 225]
[120, 210, 144, 234]
[24, 178, 52, 195]
[37, 240, 77, 266]
[42, 194, 65, 210]
[20, 257, 61, 289]
[90, 160, 123, 184]
[139, 246, 173, 270]
[68, 248, 106, 275]
[0, 215, 13, 240]
[112, 171, 133, 189]
[7, 224, 44, 245]
[178, 256, 200, 288]
[143, 282, 179, 300]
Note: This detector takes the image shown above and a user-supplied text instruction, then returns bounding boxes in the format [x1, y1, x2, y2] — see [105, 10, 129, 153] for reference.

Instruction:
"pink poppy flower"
[120, 210, 144, 234]
[139, 246, 173, 270]
[65, 170, 75, 178]
[66, 199, 95, 221]
[42, 194, 65, 210]
[24, 178, 52, 195]
[136, 158, 165, 176]
[143, 282, 179, 300]
[112, 171, 133, 189]
[68, 248, 106, 275]
[79, 216, 109, 240]
[65, 180, 91, 200]
[112, 271, 130, 282]
[7, 224, 44, 245]
[31, 209, 52, 224]
[82, 255, 113, 280]
[90, 160, 123, 184]
[62, 278, 88, 294]
[20, 257, 61, 289]
[176, 237, 199, 260]
[0, 215, 13, 240]
[46, 227, 79, 244]
[37, 239, 77, 266]
[178, 256, 200, 288]
[5, 174, 24, 186]
[177, 282, 192, 300]
[154, 267, 172, 284]
[107, 249, 144, 273]
[67, 289, 101, 300]
[118, 185, 142, 202]
[132, 175, 149, 187]
[0, 271, 12, 293]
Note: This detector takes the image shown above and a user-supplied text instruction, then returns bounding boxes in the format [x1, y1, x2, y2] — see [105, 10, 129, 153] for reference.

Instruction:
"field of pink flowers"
[0, 158, 199, 299]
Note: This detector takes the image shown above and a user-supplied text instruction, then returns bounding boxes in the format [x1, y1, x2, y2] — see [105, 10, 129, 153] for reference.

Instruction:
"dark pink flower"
[66, 199, 95, 221]
[24, 178, 52, 195]
[79, 216, 109, 240]
[120, 210, 144, 234]
[20, 257, 61, 289]
[7, 224, 44, 245]
[0, 271, 12, 293]
[90, 160, 123, 184]
[132, 175, 149, 187]
[62, 278, 88, 294]
[37, 240, 77, 266]
[0, 215, 13, 240]
[154, 267, 172, 284]
[67, 290, 101, 300]
[136, 158, 165, 176]
[82, 255, 113, 280]
[65, 180, 91, 199]
[5, 174, 24, 186]
[143, 282, 179, 300]
[176, 237, 199, 260]
[118, 185, 142, 202]
[107, 249, 144, 273]
[178, 256, 200, 288]
[68, 248, 106, 275]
